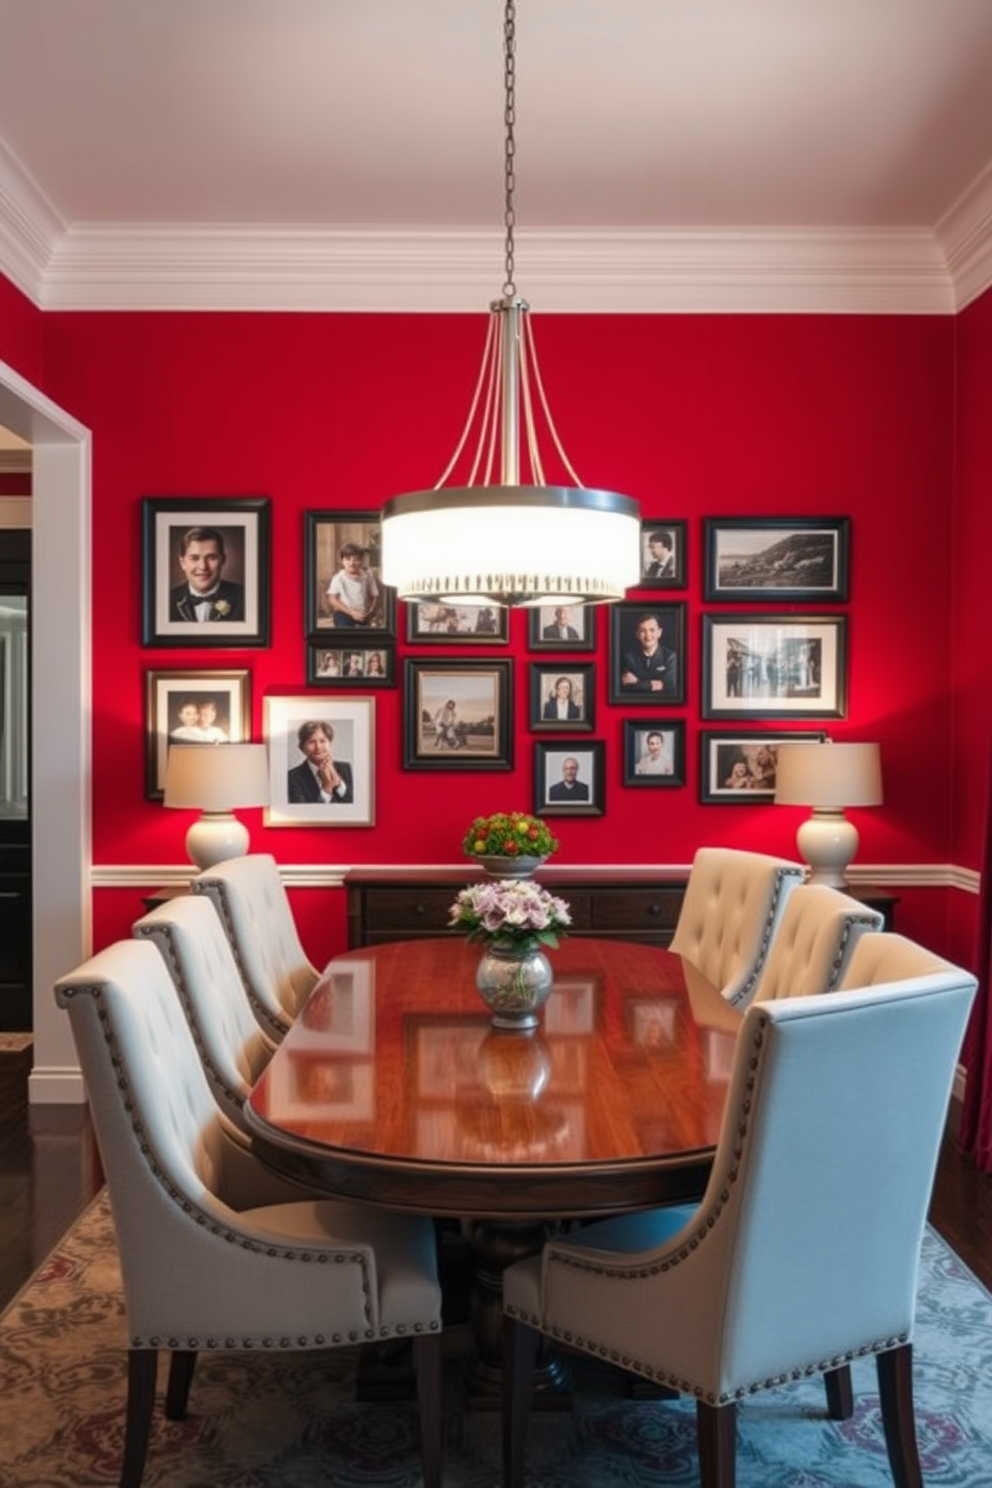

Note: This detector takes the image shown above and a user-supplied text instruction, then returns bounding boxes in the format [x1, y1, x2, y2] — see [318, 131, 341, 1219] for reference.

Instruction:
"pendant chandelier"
[380, 0, 641, 608]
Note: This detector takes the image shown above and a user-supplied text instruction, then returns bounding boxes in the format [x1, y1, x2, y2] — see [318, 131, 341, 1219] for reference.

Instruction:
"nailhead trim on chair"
[727, 868, 799, 1007]
[504, 1011, 908, 1404]
[197, 882, 291, 1040]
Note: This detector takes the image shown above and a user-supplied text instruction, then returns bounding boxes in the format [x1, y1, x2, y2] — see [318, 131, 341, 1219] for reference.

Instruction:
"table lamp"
[163, 743, 269, 871]
[773, 740, 883, 887]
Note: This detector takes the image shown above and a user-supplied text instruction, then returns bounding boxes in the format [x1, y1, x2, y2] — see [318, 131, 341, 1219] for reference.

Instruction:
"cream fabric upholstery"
[133, 893, 278, 1134]
[839, 929, 955, 988]
[502, 940, 977, 1488]
[192, 853, 319, 1039]
[56, 938, 442, 1488]
[748, 882, 883, 1006]
[669, 847, 805, 1006]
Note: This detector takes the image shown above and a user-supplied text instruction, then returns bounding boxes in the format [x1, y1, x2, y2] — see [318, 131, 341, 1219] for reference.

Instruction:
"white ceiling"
[2, 0, 992, 313]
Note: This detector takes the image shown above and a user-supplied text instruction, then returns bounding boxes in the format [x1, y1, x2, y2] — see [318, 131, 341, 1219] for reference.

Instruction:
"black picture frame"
[402, 658, 513, 771]
[698, 729, 828, 803]
[622, 721, 686, 788]
[529, 663, 595, 732]
[304, 509, 395, 638]
[535, 740, 605, 816]
[141, 496, 270, 647]
[637, 519, 687, 589]
[701, 613, 848, 720]
[703, 517, 850, 602]
[144, 668, 251, 800]
[527, 603, 597, 652]
[608, 602, 687, 706]
[406, 601, 508, 644]
[306, 642, 395, 687]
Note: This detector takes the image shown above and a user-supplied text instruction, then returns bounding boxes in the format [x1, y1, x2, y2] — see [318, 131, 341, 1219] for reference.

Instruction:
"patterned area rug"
[1, 1190, 990, 1487]
[0, 1033, 32, 1053]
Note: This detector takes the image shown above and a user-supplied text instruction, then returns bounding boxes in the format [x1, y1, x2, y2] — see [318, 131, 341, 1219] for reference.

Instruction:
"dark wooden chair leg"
[877, 1343, 924, 1488]
[164, 1349, 197, 1419]
[697, 1399, 736, 1488]
[502, 1314, 541, 1488]
[412, 1332, 443, 1488]
[824, 1363, 854, 1419]
[120, 1347, 157, 1488]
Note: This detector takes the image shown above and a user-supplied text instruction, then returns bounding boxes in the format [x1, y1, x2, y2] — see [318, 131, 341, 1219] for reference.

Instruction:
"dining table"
[244, 934, 741, 1405]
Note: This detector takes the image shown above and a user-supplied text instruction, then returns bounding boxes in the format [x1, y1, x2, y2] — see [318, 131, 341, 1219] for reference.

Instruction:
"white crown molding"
[0, 138, 61, 304]
[936, 158, 992, 311]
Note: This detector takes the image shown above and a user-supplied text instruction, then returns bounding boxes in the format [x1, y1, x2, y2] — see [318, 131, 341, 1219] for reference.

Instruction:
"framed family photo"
[704, 517, 850, 602]
[527, 603, 597, 652]
[529, 663, 595, 732]
[304, 510, 395, 637]
[406, 601, 508, 644]
[403, 658, 513, 771]
[263, 695, 375, 826]
[144, 668, 251, 800]
[622, 721, 686, 788]
[702, 614, 848, 720]
[141, 496, 270, 647]
[608, 602, 687, 706]
[638, 519, 687, 588]
[698, 729, 828, 803]
[535, 740, 605, 817]
[306, 642, 395, 687]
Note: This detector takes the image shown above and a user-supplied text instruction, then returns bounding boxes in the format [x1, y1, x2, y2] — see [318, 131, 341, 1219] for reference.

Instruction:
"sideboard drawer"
[360, 888, 459, 933]
[591, 888, 683, 935]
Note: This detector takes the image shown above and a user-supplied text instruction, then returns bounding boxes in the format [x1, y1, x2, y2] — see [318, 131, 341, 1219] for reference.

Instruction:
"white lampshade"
[774, 741, 883, 887]
[163, 743, 269, 870]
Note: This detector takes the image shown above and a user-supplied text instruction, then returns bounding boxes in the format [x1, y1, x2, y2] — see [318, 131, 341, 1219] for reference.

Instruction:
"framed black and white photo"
[306, 642, 395, 688]
[406, 601, 508, 644]
[608, 602, 687, 706]
[702, 614, 848, 720]
[535, 740, 605, 817]
[704, 517, 850, 602]
[698, 729, 828, 802]
[403, 659, 513, 771]
[304, 510, 395, 637]
[529, 663, 595, 732]
[638, 519, 687, 588]
[263, 696, 375, 826]
[527, 603, 597, 652]
[622, 721, 685, 788]
[144, 668, 251, 800]
[142, 496, 270, 647]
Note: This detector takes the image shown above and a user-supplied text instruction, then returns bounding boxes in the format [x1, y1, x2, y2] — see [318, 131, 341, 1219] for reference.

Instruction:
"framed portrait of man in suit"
[527, 603, 597, 652]
[142, 496, 271, 647]
[264, 696, 375, 826]
[638, 518, 687, 589]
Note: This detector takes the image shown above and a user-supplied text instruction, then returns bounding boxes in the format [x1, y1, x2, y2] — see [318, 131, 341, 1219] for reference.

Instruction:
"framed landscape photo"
[406, 601, 508, 644]
[142, 496, 270, 647]
[702, 614, 848, 720]
[304, 510, 395, 637]
[263, 695, 375, 826]
[638, 519, 687, 588]
[698, 729, 827, 803]
[608, 602, 687, 706]
[306, 642, 395, 688]
[623, 721, 686, 788]
[529, 663, 595, 732]
[704, 517, 850, 602]
[403, 658, 513, 771]
[527, 603, 597, 652]
[535, 740, 605, 817]
[144, 668, 251, 800]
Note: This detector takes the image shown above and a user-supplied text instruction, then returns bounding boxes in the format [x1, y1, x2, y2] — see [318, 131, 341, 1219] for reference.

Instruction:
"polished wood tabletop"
[245, 936, 741, 1221]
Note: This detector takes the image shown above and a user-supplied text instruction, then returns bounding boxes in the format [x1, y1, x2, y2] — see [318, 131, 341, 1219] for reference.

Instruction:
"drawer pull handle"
[648, 902, 661, 916]
[414, 904, 427, 916]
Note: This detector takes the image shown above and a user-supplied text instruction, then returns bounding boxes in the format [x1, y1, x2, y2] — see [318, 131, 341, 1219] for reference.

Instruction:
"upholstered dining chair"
[192, 852, 319, 1040]
[502, 940, 977, 1488]
[744, 881, 884, 1007]
[669, 847, 805, 1006]
[55, 938, 443, 1488]
[133, 893, 278, 1135]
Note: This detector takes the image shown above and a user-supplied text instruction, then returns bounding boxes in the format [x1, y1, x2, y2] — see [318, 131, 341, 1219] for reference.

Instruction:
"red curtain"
[960, 782, 992, 1172]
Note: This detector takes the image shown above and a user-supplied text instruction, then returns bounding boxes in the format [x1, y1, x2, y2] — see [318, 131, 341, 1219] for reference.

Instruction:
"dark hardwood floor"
[1, 1042, 991, 1313]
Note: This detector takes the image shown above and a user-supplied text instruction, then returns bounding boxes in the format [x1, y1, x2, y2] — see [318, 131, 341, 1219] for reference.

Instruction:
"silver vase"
[475, 944, 554, 1030]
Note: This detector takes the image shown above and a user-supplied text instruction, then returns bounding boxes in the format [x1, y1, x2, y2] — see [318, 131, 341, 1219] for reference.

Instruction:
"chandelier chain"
[503, 0, 516, 297]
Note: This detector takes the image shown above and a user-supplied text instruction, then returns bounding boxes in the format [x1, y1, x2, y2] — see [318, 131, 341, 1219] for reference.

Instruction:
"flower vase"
[475, 943, 554, 1030]
[474, 854, 548, 880]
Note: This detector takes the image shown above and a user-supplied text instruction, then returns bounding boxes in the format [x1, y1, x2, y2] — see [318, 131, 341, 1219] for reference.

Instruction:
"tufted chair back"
[669, 847, 805, 1005]
[55, 938, 442, 1488]
[839, 929, 955, 989]
[192, 853, 318, 1039]
[133, 893, 278, 1134]
[748, 882, 883, 1007]
[502, 938, 977, 1488]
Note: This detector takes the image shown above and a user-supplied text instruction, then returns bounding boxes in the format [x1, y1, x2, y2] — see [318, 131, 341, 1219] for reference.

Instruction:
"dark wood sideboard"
[345, 867, 899, 950]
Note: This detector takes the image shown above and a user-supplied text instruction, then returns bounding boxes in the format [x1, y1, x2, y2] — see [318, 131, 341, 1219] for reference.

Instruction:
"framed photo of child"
[304, 510, 396, 638]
